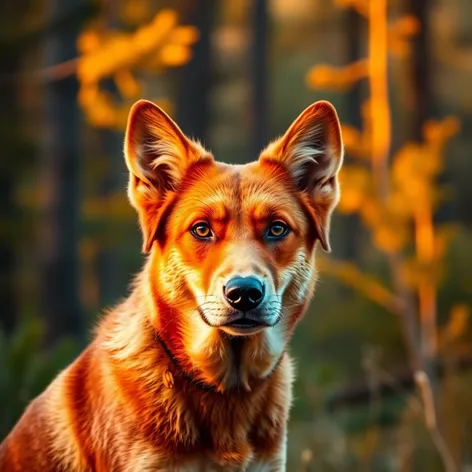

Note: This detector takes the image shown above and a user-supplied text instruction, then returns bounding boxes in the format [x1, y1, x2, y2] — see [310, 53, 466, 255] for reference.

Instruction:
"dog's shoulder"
[0, 358, 82, 471]
[0, 339, 110, 472]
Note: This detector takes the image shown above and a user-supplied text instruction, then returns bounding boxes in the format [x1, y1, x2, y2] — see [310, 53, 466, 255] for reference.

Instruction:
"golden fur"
[0, 99, 343, 471]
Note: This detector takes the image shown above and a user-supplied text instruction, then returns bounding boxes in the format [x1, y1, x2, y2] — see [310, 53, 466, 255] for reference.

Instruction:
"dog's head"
[124, 100, 343, 389]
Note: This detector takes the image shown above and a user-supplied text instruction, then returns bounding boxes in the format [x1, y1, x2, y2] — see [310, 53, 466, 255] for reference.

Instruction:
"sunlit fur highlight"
[0, 99, 343, 471]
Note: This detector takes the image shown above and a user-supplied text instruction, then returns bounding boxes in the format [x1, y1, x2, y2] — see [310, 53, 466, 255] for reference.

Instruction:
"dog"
[0, 99, 343, 471]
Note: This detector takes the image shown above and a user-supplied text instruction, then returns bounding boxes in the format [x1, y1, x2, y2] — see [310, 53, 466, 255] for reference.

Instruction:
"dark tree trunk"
[40, 0, 83, 344]
[251, 0, 269, 159]
[0, 67, 18, 336]
[95, 127, 125, 309]
[175, 0, 215, 144]
[0, 4, 24, 335]
[94, 2, 125, 310]
[345, 8, 363, 134]
[338, 7, 363, 261]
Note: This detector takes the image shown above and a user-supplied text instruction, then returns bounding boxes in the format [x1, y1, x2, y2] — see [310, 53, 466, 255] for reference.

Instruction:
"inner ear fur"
[259, 100, 344, 252]
[124, 99, 213, 252]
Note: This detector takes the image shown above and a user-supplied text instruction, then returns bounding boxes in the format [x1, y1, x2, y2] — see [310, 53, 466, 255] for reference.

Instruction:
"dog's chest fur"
[42, 338, 293, 472]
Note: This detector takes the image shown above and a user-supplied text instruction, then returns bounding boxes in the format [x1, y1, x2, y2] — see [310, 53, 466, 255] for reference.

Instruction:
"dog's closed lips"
[224, 317, 269, 328]
[224, 318, 261, 328]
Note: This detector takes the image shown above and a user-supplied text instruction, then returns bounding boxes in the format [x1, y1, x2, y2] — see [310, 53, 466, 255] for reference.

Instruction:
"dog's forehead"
[191, 160, 290, 207]
[175, 160, 300, 226]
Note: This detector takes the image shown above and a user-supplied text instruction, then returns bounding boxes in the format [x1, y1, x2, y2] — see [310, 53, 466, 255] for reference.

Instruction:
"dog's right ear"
[124, 100, 212, 252]
[259, 101, 343, 252]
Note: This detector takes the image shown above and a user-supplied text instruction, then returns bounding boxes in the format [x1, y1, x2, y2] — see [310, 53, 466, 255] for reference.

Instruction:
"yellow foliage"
[306, 61, 368, 91]
[306, 65, 335, 89]
[160, 44, 192, 67]
[338, 165, 372, 213]
[387, 38, 411, 58]
[388, 15, 420, 57]
[77, 30, 101, 54]
[308, 9, 466, 453]
[317, 256, 400, 313]
[78, 86, 116, 128]
[386, 190, 416, 218]
[372, 220, 409, 253]
[445, 305, 470, 341]
[168, 26, 200, 46]
[77, 9, 198, 129]
[392, 143, 441, 187]
[340, 124, 369, 159]
[393, 15, 421, 37]
[423, 117, 461, 148]
[114, 70, 141, 99]
[438, 304, 470, 352]
[400, 259, 442, 290]
[78, 11, 177, 84]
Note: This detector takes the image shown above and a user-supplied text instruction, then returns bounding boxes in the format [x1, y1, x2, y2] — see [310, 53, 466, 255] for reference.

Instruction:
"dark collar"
[155, 332, 286, 394]
[155, 332, 218, 392]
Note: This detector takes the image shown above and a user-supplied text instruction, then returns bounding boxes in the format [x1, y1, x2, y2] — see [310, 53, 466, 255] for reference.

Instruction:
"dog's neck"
[154, 328, 287, 394]
[100, 266, 287, 394]
[99, 290, 294, 465]
[152, 297, 286, 392]
[97, 288, 292, 466]
[154, 331, 286, 395]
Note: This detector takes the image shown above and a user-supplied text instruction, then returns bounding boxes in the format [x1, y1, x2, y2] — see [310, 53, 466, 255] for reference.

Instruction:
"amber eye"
[191, 222, 213, 240]
[266, 221, 290, 240]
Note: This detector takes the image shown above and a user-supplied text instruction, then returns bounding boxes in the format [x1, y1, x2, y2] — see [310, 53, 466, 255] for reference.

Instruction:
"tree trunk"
[40, 0, 83, 344]
[339, 7, 363, 261]
[251, 0, 269, 159]
[0, 4, 24, 335]
[95, 127, 125, 309]
[94, 1, 125, 311]
[175, 0, 215, 144]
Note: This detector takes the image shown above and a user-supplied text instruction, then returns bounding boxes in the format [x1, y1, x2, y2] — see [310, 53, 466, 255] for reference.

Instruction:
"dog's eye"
[191, 222, 213, 240]
[266, 221, 290, 240]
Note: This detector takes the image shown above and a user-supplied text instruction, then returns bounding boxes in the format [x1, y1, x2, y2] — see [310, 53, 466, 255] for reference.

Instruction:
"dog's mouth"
[220, 317, 270, 336]
[198, 307, 280, 336]
[223, 317, 265, 330]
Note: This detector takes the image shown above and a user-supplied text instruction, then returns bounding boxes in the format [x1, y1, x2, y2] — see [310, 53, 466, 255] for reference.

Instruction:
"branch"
[0, 58, 78, 85]
[317, 256, 403, 315]
[326, 353, 472, 411]
[415, 371, 458, 472]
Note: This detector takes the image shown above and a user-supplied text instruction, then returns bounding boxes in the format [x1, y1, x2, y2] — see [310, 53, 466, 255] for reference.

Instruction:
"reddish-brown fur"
[0, 99, 343, 471]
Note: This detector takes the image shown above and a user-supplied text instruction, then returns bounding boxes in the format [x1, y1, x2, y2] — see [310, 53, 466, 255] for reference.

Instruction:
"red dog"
[0, 99, 343, 471]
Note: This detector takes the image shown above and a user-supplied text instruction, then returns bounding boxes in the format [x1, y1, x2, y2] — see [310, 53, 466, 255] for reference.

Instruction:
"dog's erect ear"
[124, 100, 212, 252]
[260, 101, 343, 252]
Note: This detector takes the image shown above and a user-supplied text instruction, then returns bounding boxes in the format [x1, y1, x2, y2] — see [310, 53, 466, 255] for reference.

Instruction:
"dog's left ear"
[124, 100, 212, 252]
[260, 101, 343, 252]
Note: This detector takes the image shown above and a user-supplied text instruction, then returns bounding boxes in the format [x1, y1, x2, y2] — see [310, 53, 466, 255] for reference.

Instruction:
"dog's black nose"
[223, 276, 265, 312]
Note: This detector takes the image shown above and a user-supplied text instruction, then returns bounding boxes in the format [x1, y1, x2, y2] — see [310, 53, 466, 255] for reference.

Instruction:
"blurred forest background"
[0, 0, 471, 470]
